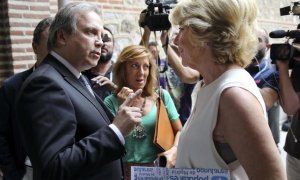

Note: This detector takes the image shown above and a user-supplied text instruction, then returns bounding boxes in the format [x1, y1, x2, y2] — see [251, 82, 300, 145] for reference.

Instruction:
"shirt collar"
[50, 51, 81, 78]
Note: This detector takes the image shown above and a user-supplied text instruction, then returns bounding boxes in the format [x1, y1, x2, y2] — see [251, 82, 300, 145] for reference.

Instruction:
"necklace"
[140, 96, 146, 112]
[132, 97, 147, 139]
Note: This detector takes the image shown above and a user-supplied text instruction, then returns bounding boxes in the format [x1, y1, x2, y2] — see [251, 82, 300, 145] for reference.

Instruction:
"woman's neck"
[202, 64, 241, 85]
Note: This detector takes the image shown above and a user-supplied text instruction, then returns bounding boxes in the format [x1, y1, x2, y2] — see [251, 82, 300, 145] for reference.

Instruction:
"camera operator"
[138, 0, 199, 125]
[139, 25, 184, 110]
[276, 43, 300, 179]
[160, 29, 200, 84]
[139, 17, 200, 124]
[160, 29, 200, 125]
[246, 28, 281, 147]
[83, 26, 117, 100]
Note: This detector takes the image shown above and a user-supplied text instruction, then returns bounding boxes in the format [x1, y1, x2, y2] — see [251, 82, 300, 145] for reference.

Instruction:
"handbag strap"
[157, 86, 164, 102]
[156, 88, 160, 113]
[156, 87, 164, 118]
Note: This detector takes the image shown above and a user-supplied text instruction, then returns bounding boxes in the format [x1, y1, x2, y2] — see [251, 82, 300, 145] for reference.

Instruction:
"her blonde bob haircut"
[113, 45, 156, 97]
[169, 0, 258, 67]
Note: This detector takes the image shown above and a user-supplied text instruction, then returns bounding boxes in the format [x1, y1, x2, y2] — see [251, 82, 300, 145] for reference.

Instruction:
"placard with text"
[131, 166, 230, 180]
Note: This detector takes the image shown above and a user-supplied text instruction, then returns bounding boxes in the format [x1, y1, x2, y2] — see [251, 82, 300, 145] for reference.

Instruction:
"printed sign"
[131, 166, 230, 180]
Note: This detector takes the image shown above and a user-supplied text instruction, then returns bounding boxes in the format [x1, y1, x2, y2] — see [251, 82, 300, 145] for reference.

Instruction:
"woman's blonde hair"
[113, 45, 156, 96]
[170, 0, 258, 67]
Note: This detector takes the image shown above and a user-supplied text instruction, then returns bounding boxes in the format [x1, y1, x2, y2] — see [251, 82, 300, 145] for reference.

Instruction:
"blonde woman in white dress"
[168, 0, 286, 179]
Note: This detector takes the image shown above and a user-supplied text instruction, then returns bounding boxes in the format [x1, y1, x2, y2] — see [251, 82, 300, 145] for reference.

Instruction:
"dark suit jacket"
[17, 54, 125, 180]
[0, 68, 33, 180]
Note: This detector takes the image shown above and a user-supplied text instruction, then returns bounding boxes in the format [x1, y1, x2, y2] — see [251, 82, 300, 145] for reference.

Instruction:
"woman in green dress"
[104, 45, 182, 180]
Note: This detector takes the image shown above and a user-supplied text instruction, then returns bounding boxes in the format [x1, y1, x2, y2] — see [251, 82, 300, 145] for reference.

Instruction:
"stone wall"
[258, 0, 299, 43]
[0, 0, 299, 85]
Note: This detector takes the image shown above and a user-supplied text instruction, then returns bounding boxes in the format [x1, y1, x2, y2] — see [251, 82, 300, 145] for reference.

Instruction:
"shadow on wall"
[0, 0, 13, 86]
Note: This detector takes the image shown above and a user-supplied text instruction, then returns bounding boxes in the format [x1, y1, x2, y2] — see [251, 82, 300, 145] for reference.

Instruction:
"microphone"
[269, 30, 300, 38]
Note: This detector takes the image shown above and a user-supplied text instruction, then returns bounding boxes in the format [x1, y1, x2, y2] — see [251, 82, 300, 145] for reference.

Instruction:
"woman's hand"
[157, 146, 177, 168]
[158, 120, 181, 168]
[91, 75, 117, 91]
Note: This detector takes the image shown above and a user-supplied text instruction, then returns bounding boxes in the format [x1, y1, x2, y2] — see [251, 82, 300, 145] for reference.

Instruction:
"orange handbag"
[153, 88, 175, 151]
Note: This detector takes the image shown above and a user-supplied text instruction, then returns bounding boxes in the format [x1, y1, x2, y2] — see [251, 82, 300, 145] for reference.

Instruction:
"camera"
[269, 2, 300, 68]
[139, 0, 177, 31]
[269, 29, 300, 64]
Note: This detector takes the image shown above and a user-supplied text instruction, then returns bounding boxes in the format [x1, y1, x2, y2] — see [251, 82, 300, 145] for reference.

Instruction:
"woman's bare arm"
[216, 87, 286, 180]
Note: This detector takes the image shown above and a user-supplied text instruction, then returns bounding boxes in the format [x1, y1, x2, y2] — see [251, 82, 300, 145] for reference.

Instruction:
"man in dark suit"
[0, 17, 52, 180]
[16, 2, 142, 180]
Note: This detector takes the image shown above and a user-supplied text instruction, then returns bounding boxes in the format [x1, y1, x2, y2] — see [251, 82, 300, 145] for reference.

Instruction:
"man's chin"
[87, 60, 98, 69]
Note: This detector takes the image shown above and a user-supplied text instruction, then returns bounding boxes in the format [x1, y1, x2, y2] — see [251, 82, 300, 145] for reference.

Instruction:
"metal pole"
[58, 0, 68, 9]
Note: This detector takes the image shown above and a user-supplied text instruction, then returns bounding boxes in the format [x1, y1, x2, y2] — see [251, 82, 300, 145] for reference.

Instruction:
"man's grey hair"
[47, 2, 102, 50]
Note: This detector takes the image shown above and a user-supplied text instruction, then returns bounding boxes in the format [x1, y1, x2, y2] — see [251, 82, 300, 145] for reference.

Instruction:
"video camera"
[270, 2, 300, 68]
[139, 0, 177, 31]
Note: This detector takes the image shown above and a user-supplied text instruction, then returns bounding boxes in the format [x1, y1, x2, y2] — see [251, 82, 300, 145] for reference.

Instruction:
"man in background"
[83, 26, 117, 99]
[246, 28, 281, 146]
[276, 44, 300, 180]
[0, 17, 53, 180]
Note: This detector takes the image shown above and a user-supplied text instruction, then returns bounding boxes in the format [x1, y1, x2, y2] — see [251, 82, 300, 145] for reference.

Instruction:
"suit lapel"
[44, 55, 111, 124]
[95, 94, 114, 123]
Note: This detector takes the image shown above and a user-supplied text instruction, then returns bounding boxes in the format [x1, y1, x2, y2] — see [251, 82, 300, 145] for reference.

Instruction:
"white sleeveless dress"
[176, 69, 267, 180]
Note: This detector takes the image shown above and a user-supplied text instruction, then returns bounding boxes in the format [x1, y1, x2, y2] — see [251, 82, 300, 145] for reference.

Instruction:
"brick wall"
[0, 1, 13, 82]
[0, 0, 299, 85]
[0, 0, 55, 84]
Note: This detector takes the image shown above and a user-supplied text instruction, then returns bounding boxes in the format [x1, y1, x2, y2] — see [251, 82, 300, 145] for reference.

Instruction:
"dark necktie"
[79, 75, 95, 96]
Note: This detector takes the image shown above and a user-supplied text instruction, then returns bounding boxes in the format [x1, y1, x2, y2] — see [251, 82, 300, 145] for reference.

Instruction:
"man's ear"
[32, 42, 38, 55]
[266, 44, 271, 49]
[56, 30, 67, 46]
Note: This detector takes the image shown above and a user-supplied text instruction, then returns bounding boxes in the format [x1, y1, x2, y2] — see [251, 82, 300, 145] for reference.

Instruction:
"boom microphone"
[269, 30, 300, 38]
